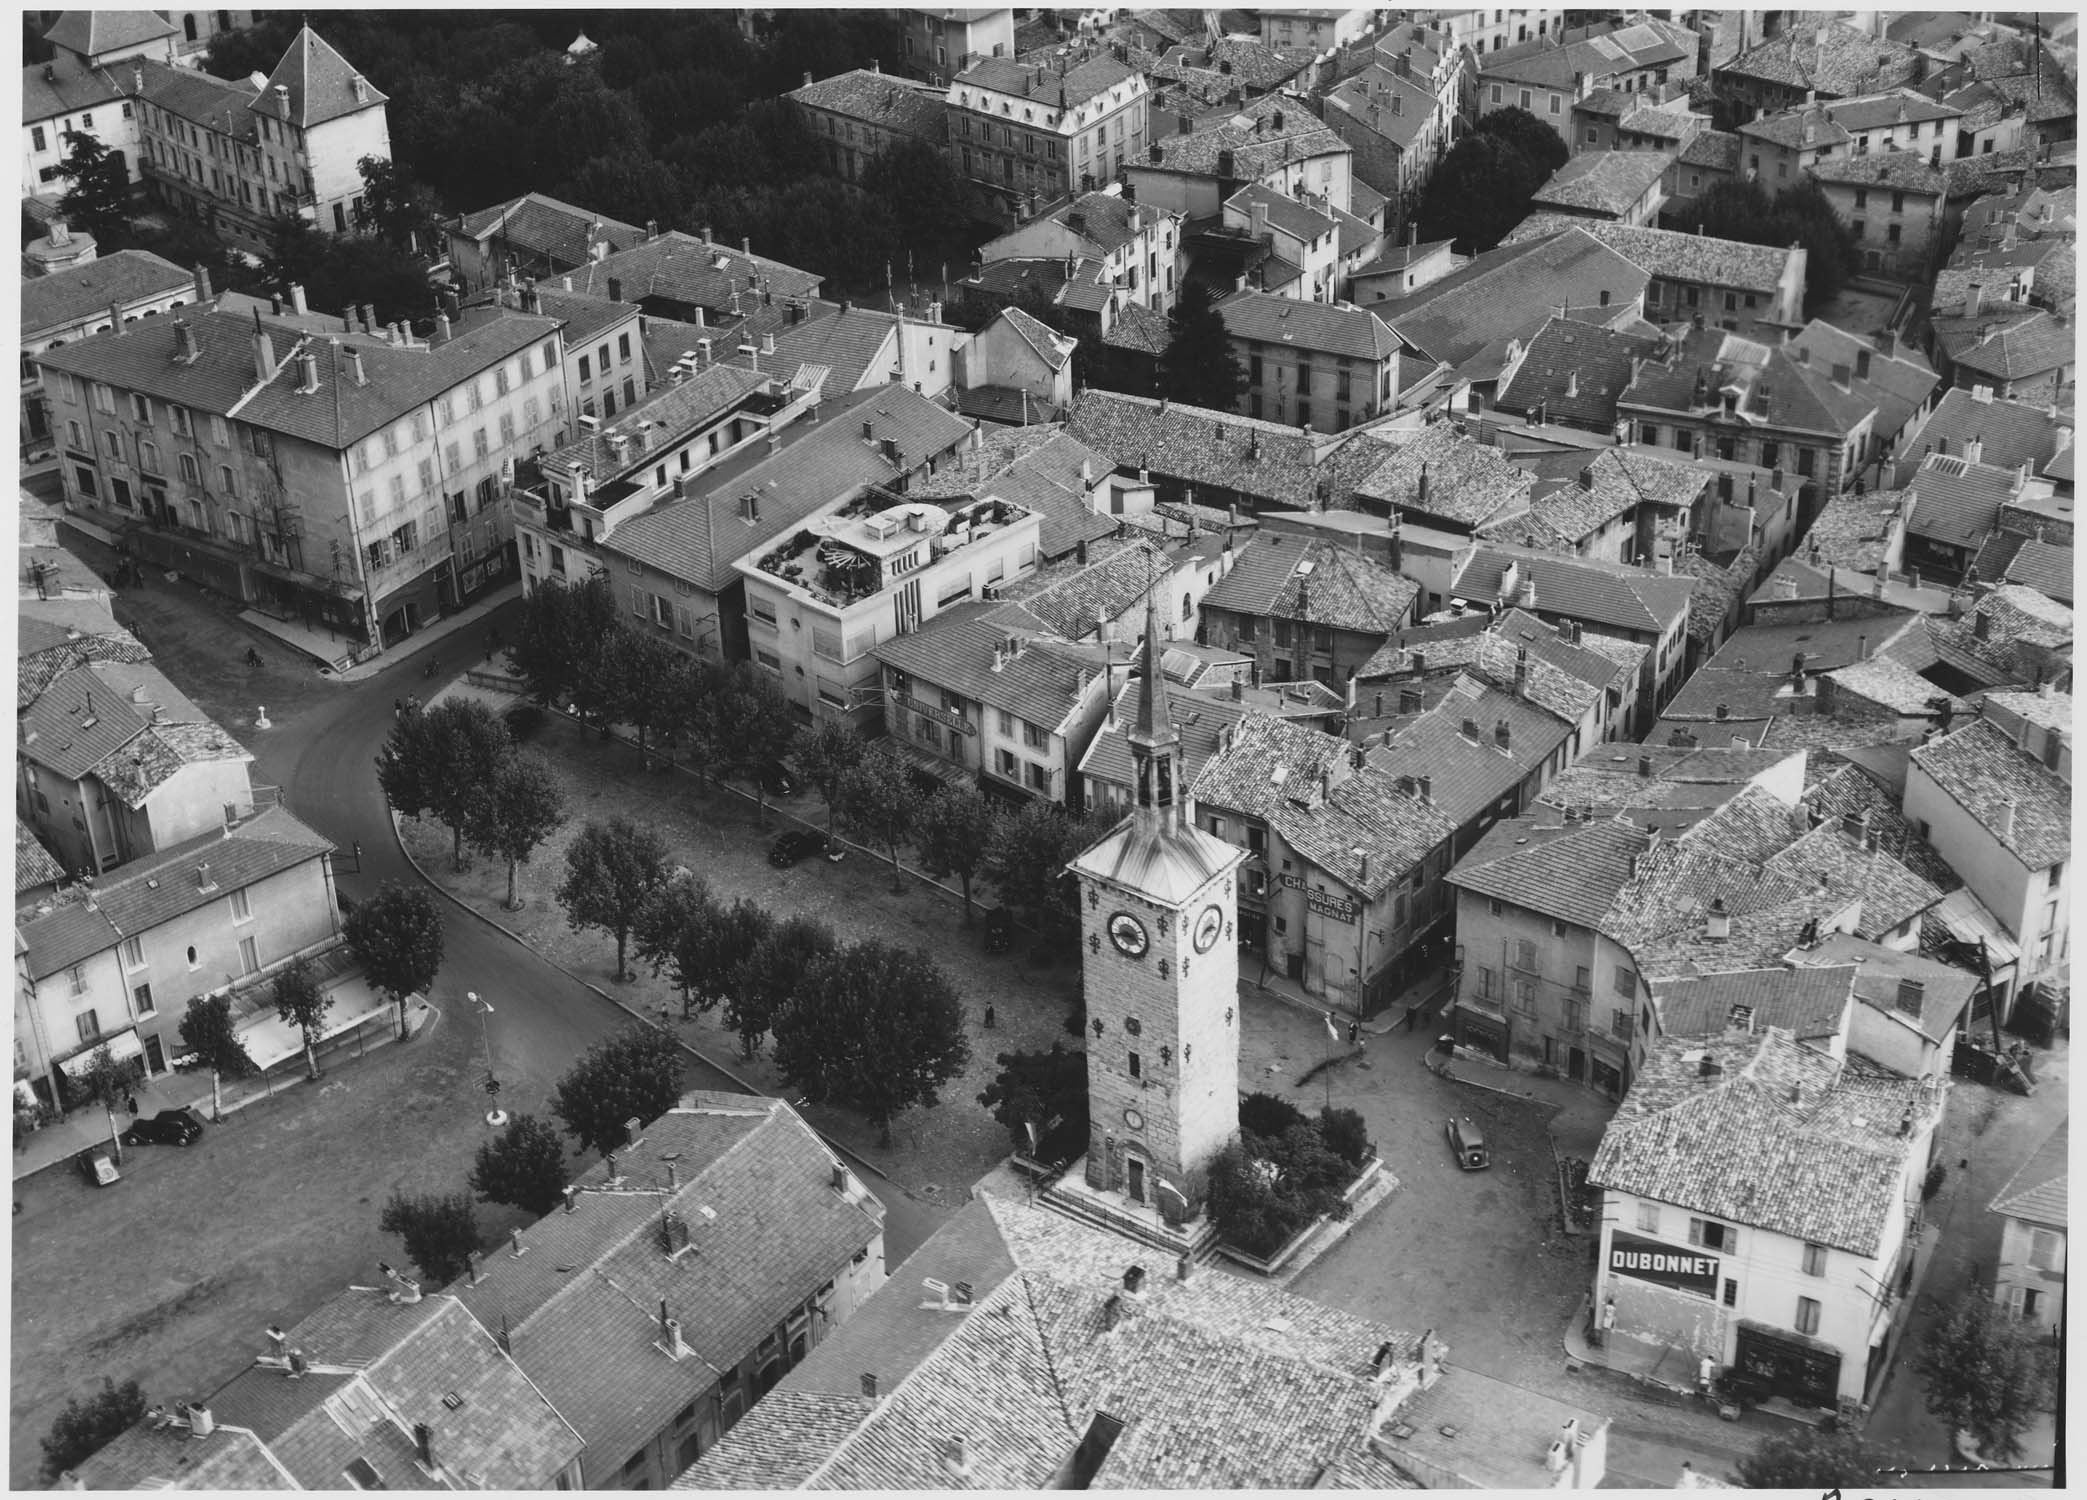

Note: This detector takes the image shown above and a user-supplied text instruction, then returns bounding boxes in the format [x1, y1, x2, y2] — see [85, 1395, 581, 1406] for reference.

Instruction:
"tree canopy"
[343, 882, 444, 1035]
[976, 1042, 1088, 1157]
[41, 1377, 146, 1484]
[1413, 116, 1562, 254]
[465, 754, 567, 911]
[56, 131, 130, 245]
[468, 1113, 570, 1217]
[1733, 1429, 1907, 1488]
[376, 698, 514, 869]
[771, 939, 971, 1145]
[378, 1190, 480, 1287]
[1157, 281, 1246, 413]
[555, 816, 671, 981]
[272, 955, 332, 1080]
[1916, 1290, 2056, 1463]
[1685, 177, 1860, 310]
[551, 1025, 687, 1156]
[175, 993, 256, 1120]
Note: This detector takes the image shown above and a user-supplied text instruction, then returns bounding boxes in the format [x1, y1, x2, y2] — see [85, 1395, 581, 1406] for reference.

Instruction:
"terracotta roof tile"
[1719, 22, 1922, 97]
[1215, 287, 1401, 363]
[260, 26, 387, 129]
[1385, 230, 1651, 369]
[787, 69, 946, 139]
[1909, 716, 2070, 867]
[1989, 1120, 2067, 1228]
[454, 193, 646, 269]
[1064, 390, 1331, 509]
[1652, 964, 1855, 1042]
[1530, 151, 1674, 218]
[1202, 533, 1418, 633]
[1354, 424, 1534, 528]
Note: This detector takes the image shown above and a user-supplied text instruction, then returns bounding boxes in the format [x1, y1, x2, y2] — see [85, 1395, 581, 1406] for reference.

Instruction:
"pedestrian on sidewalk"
[245, 645, 263, 668]
[125, 1091, 140, 1117]
[1348, 1018, 1363, 1050]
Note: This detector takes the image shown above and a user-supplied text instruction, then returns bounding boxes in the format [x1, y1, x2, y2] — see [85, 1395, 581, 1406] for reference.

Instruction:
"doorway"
[1126, 1157, 1146, 1205]
[1568, 1047, 1586, 1083]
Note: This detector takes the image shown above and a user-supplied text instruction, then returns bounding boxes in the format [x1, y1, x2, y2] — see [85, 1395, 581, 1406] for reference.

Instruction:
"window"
[1022, 720, 1049, 750]
[1026, 761, 1050, 792]
[1890, 191, 1905, 213]
[1794, 1296, 1821, 1335]
[1513, 978, 1535, 1015]
[179, 452, 199, 485]
[1636, 1202, 1659, 1233]
[139, 440, 160, 473]
[230, 886, 252, 923]
[1613, 965, 1636, 997]
[131, 392, 154, 424]
[32, 125, 46, 152]
[1853, 188, 1868, 209]
[2050, 861, 2065, 889]
[1723, 1278, 1738, 1307]
[1688, 1217, 1735, 1252]
[121, 937, 145, 970]
[1802, 1241, 1828, 1276]
[239, 936, 259, 975]
[76, 1009, 100, 1044]
[2029, 1229, 2060, 1271]
[132, 982, 154, 1015]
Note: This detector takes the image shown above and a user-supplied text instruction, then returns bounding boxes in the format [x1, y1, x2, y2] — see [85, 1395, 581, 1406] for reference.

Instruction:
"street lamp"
[468, 992, 505, 1126]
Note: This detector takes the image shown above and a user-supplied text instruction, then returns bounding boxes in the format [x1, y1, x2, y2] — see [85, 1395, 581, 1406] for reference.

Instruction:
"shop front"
[1454, 1001, 1511, 1063]
[1732, 1321, 1842, 1409]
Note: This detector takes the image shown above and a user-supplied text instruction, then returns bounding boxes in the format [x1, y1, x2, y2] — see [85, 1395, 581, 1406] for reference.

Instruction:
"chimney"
[1895, 978, 1925, 1018]
[414, 1422, 435, 1474]
[193, 262, 213, 303]
[1964, 282, 1983, 318]
[1698, 1053, 1721, 1078]
[108, 301, 126, 336]
[274, 83, 290, 120]
[608, 276, 624, 304]
[942, 1437, 973, 1479]
[1996, 797, 2016, 839]
[1705, 897, 1730, 940]
[348, 347, 367, 385]
[289, 283, 308, 317]
[173, 319, 198, 364]
[435, 312, 451, 343]
[1123, 1265, 1147, 1295]
[1103, 1294, 1124, 1330]
[1857, 633, 1869, 661]
[1417, 775, 1431, 803]
[1494, 718, 1511, 751]
[1514, 645, 1528, 697]
[1638, 754, 1653, 778]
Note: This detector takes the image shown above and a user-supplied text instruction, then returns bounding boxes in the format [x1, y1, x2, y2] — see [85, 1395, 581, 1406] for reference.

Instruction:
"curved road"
[247, 602, 942, 1264]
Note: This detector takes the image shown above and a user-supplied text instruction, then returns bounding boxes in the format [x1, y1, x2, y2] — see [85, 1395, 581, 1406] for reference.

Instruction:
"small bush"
[1317, 1106, 1372, 1168]
[1239, 1091, 1308, 1139]
[1922, 1161, 1947, 1201]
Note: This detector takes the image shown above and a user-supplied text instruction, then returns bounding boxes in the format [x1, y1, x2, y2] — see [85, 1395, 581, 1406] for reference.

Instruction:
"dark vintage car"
[1446, 1115, 1490, 1171]
[768, 829, 832, 868]
[983, 905, 1015, 954]
[121, 1107, 207, 1148]
[759, 761, 799, 798]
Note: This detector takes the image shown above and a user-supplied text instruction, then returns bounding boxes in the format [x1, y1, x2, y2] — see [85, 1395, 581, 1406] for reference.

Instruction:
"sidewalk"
[240, 581, 521, 680]
[12, 975, 429, 1184]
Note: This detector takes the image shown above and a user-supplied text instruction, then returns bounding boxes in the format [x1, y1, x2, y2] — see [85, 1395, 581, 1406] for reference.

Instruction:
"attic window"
[343, 1459, 387, 1490]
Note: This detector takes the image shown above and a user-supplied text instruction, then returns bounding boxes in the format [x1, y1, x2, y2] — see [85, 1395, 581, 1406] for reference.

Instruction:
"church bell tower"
[1067, 597, 1244, 1220]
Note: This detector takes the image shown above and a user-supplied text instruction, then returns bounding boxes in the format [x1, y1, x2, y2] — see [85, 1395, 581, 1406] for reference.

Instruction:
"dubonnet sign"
[1608, 1230, 1719, 1294]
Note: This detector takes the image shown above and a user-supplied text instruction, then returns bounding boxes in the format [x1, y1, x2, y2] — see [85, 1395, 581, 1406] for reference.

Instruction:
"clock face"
[1108, 911, 1149, 957]
[1193, 904, 1224, 954]
[1123, 1107, 1144, 1131]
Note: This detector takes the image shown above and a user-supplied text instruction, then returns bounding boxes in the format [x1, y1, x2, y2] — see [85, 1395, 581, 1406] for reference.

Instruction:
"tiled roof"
[1758, 819, 1946, 939]
[1215, 288, 1400, 363]
[2000, 539, 2075, 603]
[22, 250, 194, 334]
[1719, 22, 1922, 98]
[1008, 539, 1170, 637]
[1448, 812, 1650, 927]
[133, 57, 257, 140]
[604, 385, 973, 594]
[1825, 654, 1970, 716]
[544, 362, 769, 486]
[1932, 307, 2075, 380]
[1482, 20, 1693, 90]
[1801, 932, 1980, 1042]
[1278, 765, 1459, 897]
[1325, 64, 1440, 152]
[1497, 316, 1662, 429]
[788, 69, 945, 139]
[872, 603, 1113, 730]
[1959, 184, 2077, 245]
[1593, 1026, 1941, 1255]
[1738, 103, 1851, 151]
[1453, 542, 1698, 635]
[1659, 612, 1921, 732]
[1912, 387, 2075, 486]
[955, 50, 1138, 108]
[43, 9, 176, 57]
[1827, 88, 1963, 132]
[455, 192, 646, 269]
[16, 823, 67, 891]
[22, 49, 125, 125]
[1081, 678, 1268, 794]
[1907, 452, 2020, 547]
[1507, 215, 1800, 297]
[1190, 710, 1352, 824]
[1619, 322, 1871, 439]
[573, 231, 825, 321]
[1910, 717, 2071, 868]
[1800, 764, 1960, 894]
[1064, 390, 1330, 508]
[1353, 423, 1534, 528]
[1225, 181, 1337, 243]
[1385, 230, 1650, 369]
[909, 424, 1118, 559]
[1811, 147, 1948, 195]
[1652, 964, 1855, 1042]
[20, 807, 332, 980]
[1803, 489, 1909, 573]
[1201, 533, 1417, 633]
[1538, 742, 1793, 833]
[259, 26, 386, 129]
[1141, 91, 1345, 181]
[726, 304, 913, 393]
[1576, 86, 1636, 119]
[1678, 129, 1742, 170]
[18, 656, 214, 778]
[1989, 1120, 2067, 1229]
[35, 305, 561, 453]
[1101, 299, 1171, 355]
[1619, 105, 1701, 139]
[1784, 319, 1938, 438]
[1371, 673, 1580, 824]
[686, 1193, 1475, 1490]
[456, 1097, 881, 1484]
[1530, 151, 1674, 217]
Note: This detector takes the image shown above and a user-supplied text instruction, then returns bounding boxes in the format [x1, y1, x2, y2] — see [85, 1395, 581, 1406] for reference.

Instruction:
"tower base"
[1039, 1155, 1224, 1262]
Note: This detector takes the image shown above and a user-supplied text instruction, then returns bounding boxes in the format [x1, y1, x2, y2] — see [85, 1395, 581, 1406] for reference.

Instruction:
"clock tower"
[1068, 598, 1244, 1220]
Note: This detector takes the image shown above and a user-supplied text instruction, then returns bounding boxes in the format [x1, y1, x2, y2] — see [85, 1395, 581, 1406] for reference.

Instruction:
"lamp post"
[468, 992, 505, 1126]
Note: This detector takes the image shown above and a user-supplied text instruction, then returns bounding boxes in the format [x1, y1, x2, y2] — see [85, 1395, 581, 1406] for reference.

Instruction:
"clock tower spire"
[1064, 595, 1244, 1240]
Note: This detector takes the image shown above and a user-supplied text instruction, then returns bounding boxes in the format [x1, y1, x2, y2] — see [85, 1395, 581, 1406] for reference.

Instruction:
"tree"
[378, 1189, 480, 1287]
[1685, 177, 1859, 311]
[511, 573, 621, 712]
[1734, 1429, 1907, 1488]
[771, 939, 971, 1146]
[343, 881, 444, 1040]
[983, 801, 1102, 948]
[729, 913, 839, 1059]
[715, 664, 802, 824]
[556, 816, 671, 981]
[40, 1377, 146, 1483]
[861, 138, 976, 266]
[835, 742, 924, 892]
[464, 754, 567, 910]
[272, 955, 332, 1081]
[174, 993, 257, 1121]
[611, 630, 686, 769]
[634, 872, 721, 1014]
[976, 1042, 1088, 1155]
[795, 719, 865, 837]
[67, 1043, 144, 1165]
[1472, 104, 1569, 178]
[550, 1025, 686, 1156]
[468, 1113, 570, 1216]
[1916, 1290, 2055, 1463]
[1205, 1125, 1352, 1259]
[56, 131, 130, 245]
[376, 698, 514, 869]
[915, 784, 1001, 921]
[1414, 130, 1553, 253]
[353, 155, 441, 254]
[1157, 281, 1246, 414]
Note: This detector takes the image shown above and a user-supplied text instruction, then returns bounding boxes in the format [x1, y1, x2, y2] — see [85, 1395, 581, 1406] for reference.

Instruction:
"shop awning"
[56, 1027, 142, 1080]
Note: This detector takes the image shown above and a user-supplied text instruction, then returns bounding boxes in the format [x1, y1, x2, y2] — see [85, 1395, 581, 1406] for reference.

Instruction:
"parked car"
[1446, 1115, 1490, 1171]
[121, 1107, 206, 1148]
[768, 829, 831, 868]
[75, 1145, 121, 1186]
[759, 761, 799, 798]
[983, 905, 1015, 954]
